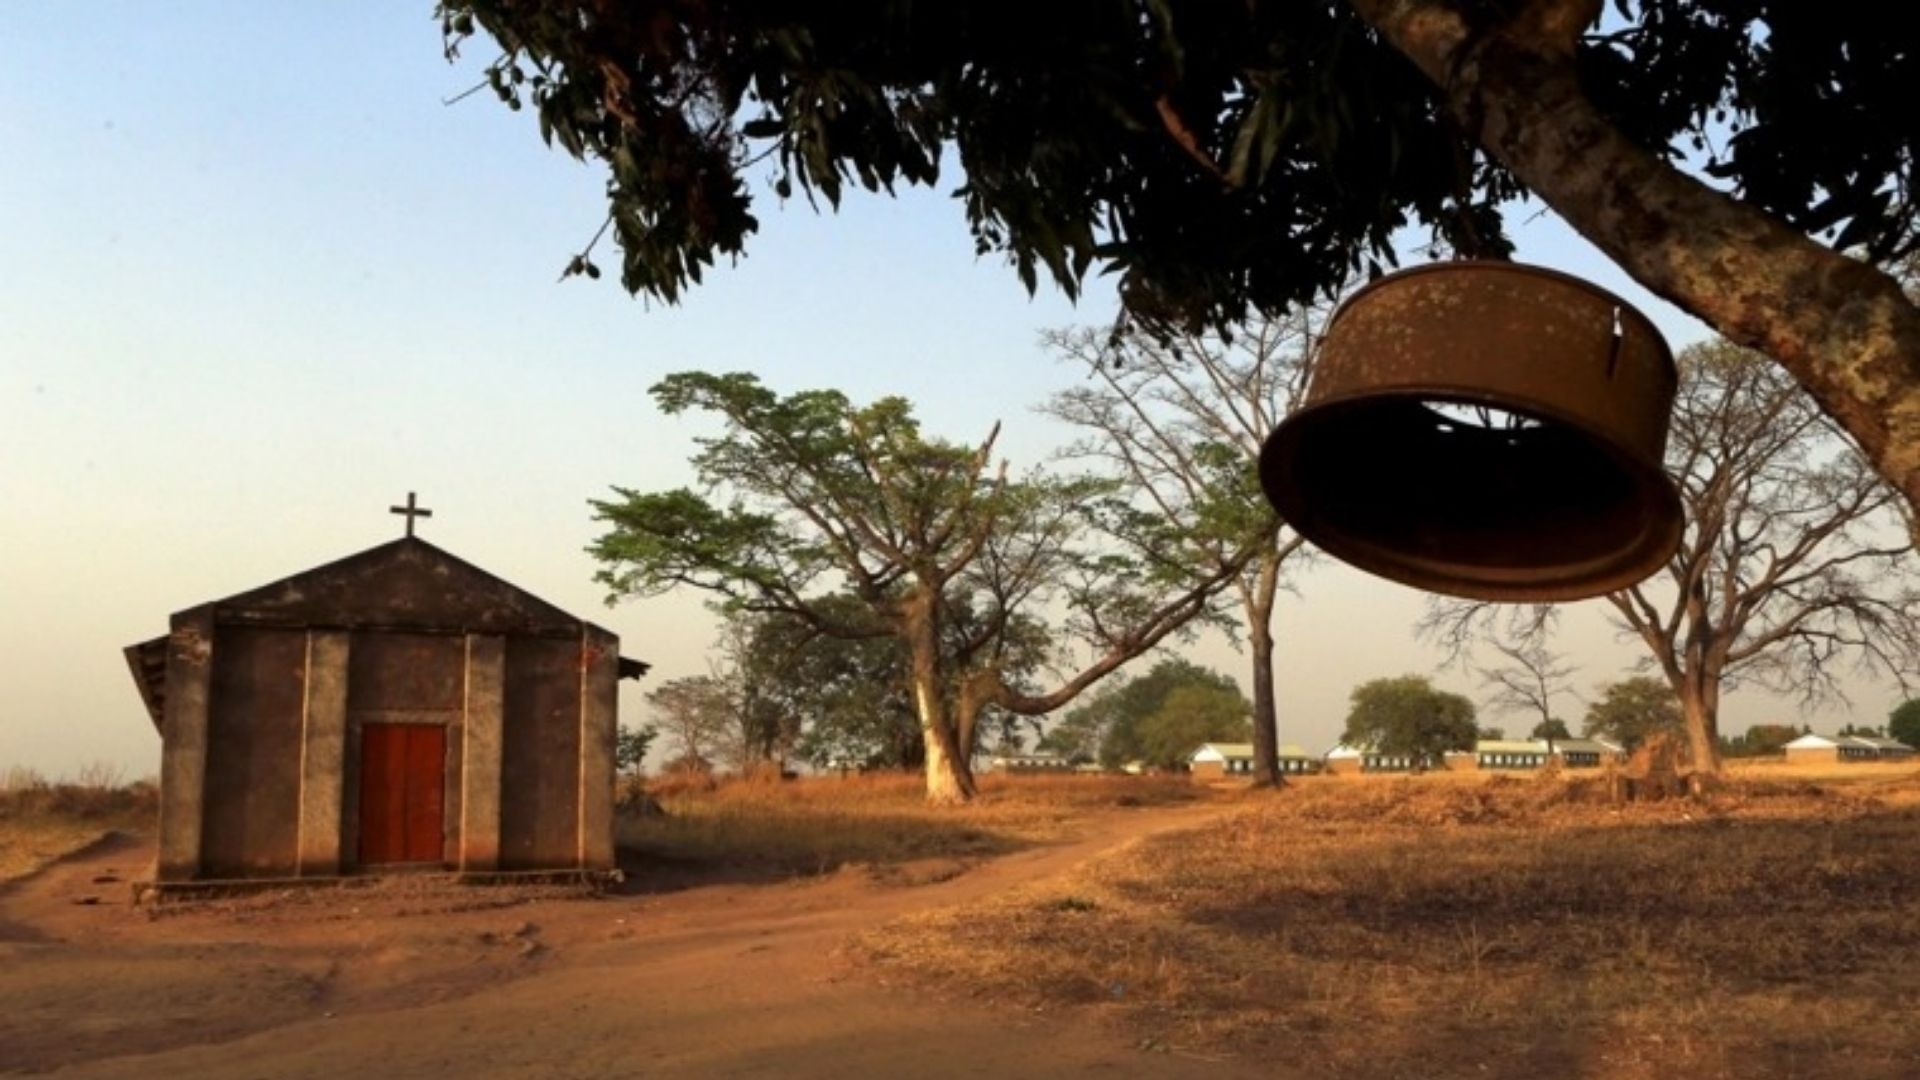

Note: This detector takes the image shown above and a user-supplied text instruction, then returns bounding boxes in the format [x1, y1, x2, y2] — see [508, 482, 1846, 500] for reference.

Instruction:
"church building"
[123, 498, 645, 885]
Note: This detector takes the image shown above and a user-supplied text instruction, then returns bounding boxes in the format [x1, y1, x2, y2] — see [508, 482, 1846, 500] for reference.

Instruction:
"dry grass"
[862, 768, 1920, 1079]
[0, 766, 157, 883]
[1727, 757, 1920, 788]
[618, 771, 1203, 877]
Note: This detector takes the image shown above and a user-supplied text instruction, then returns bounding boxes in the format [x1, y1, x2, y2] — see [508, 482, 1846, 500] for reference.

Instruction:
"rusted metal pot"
[1258, 262, 1682, 601]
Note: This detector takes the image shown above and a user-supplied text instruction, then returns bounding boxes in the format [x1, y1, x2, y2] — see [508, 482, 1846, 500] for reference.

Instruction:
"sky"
[1, 5, 1905, 779]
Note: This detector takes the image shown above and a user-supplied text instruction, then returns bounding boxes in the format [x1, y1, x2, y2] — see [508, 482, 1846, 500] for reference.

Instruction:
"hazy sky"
[2, 5, 1903, 778]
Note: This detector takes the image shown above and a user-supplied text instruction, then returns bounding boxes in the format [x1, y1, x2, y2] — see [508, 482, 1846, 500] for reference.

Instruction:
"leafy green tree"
[439, 1, 1920, 524]
[1477, 726, 1506, 741]
[1530, 718, 1573, 742]
[1583, 677, 1684, 752]
[591, 373, 1241, 803]
[1891, 700, 1920, 749]
[1722, 723, 1800, 758]
[1138, 684, 1253, 770]
[1342, 676, 1477, 763]
[1036, 657, 1244, 764]
[757, 590, 1053, 772]
[764, 619, 921, 773]
[1048, 658, 1247, 769]
[1034, 709, 1103, 766]
[614, 723, 657, 776]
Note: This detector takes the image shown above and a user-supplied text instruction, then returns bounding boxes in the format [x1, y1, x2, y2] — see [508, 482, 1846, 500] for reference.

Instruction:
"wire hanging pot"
[1258, 261, 1683, 601]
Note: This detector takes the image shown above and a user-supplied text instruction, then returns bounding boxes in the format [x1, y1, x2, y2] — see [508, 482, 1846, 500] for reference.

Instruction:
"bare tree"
[1608, 341, 1920, 770]
[1476, 640, 1580, 745]
[645, 675, 731, 770]
[1426, 340, 1920, 776]
[1041, 309, 1323, 786]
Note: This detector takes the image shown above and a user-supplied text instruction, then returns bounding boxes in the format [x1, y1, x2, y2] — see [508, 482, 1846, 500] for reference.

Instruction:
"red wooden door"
[359, 723, 446, 865]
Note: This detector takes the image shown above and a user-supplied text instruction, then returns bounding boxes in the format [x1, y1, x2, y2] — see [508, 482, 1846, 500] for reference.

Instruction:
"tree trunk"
[1245, 554, 1285, 788]
[922, 718, 974, 805]
[904, 591, 975, 805]
[1679, 678, 1723, 776]
[1347, 0, 1920, 528]
[954, 675, 997, 769]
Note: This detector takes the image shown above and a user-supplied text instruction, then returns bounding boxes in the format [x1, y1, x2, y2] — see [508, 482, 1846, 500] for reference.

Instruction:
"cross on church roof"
[389, 491, 432, 537]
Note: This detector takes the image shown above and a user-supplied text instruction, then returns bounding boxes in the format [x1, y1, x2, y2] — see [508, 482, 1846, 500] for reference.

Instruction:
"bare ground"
[0, 798, 1255, 1079]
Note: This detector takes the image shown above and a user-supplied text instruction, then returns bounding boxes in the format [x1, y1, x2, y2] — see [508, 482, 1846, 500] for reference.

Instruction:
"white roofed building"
[1189, 742, 1322, 779]
[1784, 733, 1916, 764]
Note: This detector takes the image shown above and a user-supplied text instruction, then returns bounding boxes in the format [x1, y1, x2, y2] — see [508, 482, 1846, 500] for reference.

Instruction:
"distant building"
[988, 752, 1073, 773]
[1550, 738, 1622, 768]
[1188, 743, 1322, 779]
[1362, 750, 1434, 773]
[1322, 741, 1437, 773]
[1324, 742, 1366, 775]
[1449, 738, 1623, 771]
[1476, 740, 1552, 770]
[1783, 733, 1917, 765]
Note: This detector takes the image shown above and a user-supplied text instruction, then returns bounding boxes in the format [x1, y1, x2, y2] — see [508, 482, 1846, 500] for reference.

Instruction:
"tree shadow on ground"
[614, 811, 1030, 896]
[882, 778, 1920, 1079]
[1148, 804, 1920, 1078]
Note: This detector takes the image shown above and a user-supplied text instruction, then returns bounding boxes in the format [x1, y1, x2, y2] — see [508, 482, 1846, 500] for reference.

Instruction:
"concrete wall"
[500, 636, 583, 870]
[1786, 746, 1840, 765]
[156, 607, 215, 881]
[156, 617, 617, 881]
[1191, 760, 1226, 780]
[341, 631, 465, 870]
[295, 632, 349, 875]
[201, 626, 307, 877]
[579, 627, 618, 871]
[460, 634, 506, 872]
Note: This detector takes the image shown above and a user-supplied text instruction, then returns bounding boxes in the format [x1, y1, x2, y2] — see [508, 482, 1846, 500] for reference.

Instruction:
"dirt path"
[1, 800, 1262, 1078]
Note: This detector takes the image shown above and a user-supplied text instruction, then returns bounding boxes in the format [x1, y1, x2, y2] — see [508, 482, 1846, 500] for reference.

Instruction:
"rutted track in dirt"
[2, 800, 1260, 1078]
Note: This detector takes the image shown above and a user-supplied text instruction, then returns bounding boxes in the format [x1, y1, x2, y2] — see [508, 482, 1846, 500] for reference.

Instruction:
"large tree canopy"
[1044, 657, 1251, 764]
[1341, 674, 1478, 762]
[591, 372, 1242, 802]
[1582, 675, 1684, 752]
[440, 0, 1920, 522]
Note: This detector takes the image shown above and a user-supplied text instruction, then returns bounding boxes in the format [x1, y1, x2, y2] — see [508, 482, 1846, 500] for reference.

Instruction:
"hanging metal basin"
[1258, 261, 1682, 601]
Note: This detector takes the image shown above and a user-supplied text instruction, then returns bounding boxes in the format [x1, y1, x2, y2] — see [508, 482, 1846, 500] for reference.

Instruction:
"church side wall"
[500, 637, 583, 869]
[156, 606, 216, 881]
[578, 627, 618, 871]
[202, 626, 307, 877]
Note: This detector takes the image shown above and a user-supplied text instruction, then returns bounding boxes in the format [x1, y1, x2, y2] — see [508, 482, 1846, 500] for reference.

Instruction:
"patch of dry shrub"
[0, 767, 157, 882]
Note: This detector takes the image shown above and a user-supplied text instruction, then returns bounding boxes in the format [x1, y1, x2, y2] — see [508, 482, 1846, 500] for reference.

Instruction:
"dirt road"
[1, 800, 1258, 1078]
